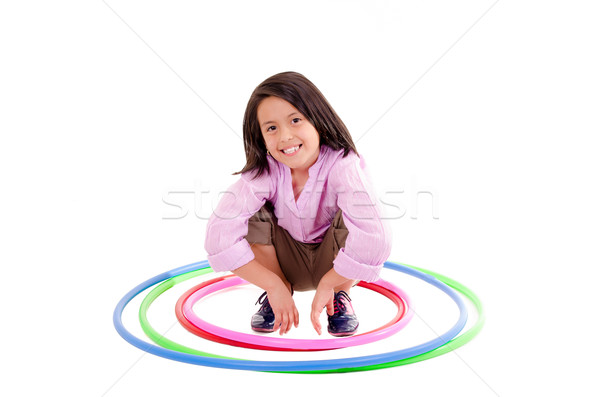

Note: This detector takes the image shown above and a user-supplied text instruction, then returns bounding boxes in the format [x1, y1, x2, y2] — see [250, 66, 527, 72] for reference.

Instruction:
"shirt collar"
[307, 144, 329, 177]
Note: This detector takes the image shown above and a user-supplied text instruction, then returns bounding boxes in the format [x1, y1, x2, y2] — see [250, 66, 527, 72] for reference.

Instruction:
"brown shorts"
[245, 203, 349, 291]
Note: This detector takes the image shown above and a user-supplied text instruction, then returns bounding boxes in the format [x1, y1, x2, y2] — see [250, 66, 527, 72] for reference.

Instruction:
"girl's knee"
[250, 243, 277, 260]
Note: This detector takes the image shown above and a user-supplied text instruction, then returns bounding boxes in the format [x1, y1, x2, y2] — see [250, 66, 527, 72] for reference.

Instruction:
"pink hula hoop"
[177, 276, 413, 351]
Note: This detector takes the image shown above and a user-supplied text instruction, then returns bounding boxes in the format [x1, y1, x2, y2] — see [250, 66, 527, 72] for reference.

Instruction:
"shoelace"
[333, 291, 352, 315]
[255, 291, 272, 314]
[256, 291, 268, 305]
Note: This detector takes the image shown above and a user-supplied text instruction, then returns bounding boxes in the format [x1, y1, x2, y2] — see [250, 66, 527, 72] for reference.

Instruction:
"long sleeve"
[204, 170, 274, 272]
[330, 154, 392, 282]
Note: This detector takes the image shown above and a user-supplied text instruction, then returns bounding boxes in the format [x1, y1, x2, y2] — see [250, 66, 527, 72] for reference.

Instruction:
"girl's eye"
[266, 126, 276, 133]
[292, 118, 301, 124]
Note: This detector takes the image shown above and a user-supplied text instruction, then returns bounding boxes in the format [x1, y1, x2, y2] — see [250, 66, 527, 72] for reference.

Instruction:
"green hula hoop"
[138, 262, 484, 373]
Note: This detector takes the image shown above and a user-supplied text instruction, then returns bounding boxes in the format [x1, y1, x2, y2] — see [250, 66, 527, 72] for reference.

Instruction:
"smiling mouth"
[280, 144, 302, 155]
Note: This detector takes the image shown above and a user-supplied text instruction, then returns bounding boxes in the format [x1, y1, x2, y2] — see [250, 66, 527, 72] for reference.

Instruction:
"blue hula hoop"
[113, 261, 468, 371]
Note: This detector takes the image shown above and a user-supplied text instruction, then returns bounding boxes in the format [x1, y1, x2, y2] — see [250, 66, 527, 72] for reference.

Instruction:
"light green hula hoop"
[138, 262, 484, 373]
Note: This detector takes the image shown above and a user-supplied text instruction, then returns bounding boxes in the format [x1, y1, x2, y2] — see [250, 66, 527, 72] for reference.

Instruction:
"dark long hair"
[235, 71, 358, 178]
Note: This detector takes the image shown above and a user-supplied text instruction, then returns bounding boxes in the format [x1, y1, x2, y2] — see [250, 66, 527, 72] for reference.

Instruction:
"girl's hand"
[310, 285, 335, 335]
[266, 283, 299, 335]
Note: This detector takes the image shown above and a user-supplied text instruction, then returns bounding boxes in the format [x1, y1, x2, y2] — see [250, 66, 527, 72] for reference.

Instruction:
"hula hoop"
[114, 261, 472, 372]
[176, 275, 411, 351]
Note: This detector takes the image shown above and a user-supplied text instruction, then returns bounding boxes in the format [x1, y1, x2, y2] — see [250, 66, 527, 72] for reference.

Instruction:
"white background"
[1, 1, 599, 396]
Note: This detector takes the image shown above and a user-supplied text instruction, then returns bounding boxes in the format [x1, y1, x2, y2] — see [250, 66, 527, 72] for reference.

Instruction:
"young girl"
[204, 71, 391, 337]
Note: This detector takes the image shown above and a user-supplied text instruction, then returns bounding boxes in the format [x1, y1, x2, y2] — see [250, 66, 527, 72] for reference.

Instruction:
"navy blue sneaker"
[251, 292, 275, 332]
[327, 290, 359, 337]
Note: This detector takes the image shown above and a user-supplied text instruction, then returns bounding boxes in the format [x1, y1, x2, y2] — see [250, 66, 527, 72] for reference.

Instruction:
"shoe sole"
[251, 327, 275, 333]
[328, 331, 357, 337]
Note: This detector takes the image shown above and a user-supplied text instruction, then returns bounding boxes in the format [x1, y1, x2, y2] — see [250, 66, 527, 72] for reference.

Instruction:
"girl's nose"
[279, 126, 294, 141]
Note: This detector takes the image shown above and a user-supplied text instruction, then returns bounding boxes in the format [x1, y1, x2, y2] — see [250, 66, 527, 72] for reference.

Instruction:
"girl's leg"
[250, 243, 292, 293]
[312, 210, 357, 292]
[334, 278, 357, 294]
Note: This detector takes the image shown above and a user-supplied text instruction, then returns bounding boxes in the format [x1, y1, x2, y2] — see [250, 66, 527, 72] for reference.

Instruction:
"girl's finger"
[286, 312, 294, 333]
[273, 313, 281, 332]
[294, 306, 300, 327]
[326, 297, 335, 316]
[311, 308, 322, 335]
[279, 315, 289, 335]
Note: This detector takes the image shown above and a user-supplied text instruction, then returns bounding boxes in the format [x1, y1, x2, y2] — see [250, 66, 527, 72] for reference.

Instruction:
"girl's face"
[257, 96, 320, 174]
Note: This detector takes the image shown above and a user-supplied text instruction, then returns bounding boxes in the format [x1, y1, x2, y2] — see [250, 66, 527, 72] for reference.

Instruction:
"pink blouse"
[204, 145, 392, 282]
